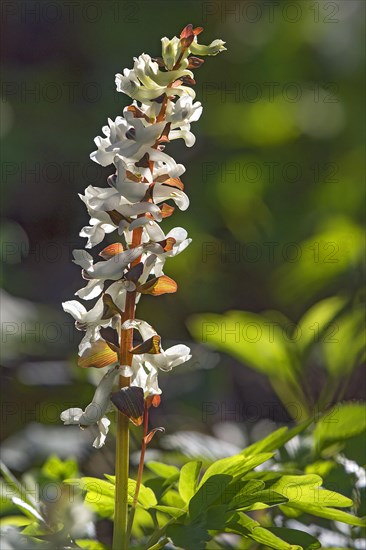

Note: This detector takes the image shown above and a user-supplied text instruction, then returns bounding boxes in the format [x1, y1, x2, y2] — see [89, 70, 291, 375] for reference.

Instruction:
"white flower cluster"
[60, 25, 226, 447]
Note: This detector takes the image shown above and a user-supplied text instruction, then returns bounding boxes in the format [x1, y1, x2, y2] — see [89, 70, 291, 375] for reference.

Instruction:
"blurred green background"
[1, 0, 365, 477]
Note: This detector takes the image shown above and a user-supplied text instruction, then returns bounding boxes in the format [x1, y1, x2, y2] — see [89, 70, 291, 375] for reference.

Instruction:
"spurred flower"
[62, 24, 225, 447]
[60, 365, 121, 448]
[122, 319, 192, 372]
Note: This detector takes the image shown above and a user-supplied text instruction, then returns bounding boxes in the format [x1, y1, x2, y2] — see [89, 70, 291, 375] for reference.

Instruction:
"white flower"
[62, 297, 112, 354]
[90, 115, 166, 167]
[113, 158, 188, 207]
[79, 215, 117, 249]
[73, 247, 142, 285]
[131, 361, 161, 398]
[148, 226, 191, 277]
[121, 226, 191, 291]
[92, 189, 162, 220]
[62, 27, 226, 450]
[161, 36, 182, 70]
[123, 319, 192, 372]
[152, 184, 189, 211]
[190, 38, 226, 56]
[133, 54, 192, 88]
[60, 365, 120, 448]
[81, 184, 163, 223]
[167, 96, 203, 125]
[115, 54, 195, 104]
[78, 186, 118, 248]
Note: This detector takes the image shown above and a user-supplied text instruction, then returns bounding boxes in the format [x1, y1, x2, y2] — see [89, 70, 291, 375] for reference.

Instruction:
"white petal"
[72, 250, 93, 270]
[144, 221, 166, 242]
[122, 319, 157, 341]
[169, 128, 196, 147]
[79, 365, 120, 426]
[166, 227, 188, 243]
[76, 279, 104, 300]
[93, 417, 111, 448]
[107, 281, 127, 312]
[62, 300, 86, 321]
[60, 408, 83, 424]
[165, 344, 191, 358]
[85, 247, 143, 280]
[153, 185, 189, 211]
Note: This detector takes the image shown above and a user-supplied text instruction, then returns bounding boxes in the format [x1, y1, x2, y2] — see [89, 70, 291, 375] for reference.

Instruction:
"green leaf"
[65, 475, 157, 516]
[199, 453, 273, 487]
[188, 310, 297, 384]
[189, 474, 232, 520]
[305, 461, 336, 478]
[228, 513, 301, 549]
[286, 502, 366, 526]
[10, 497, 45, 523]
[160, 489, 186, 508]
[279, 504, 302, 518]
[167, 523, 210, 550]
[0, 516, 32, 527]
[132, 507, 155, 539]
[178, 460, 202, 503]
[272, 221, 365, 304]
[41, 454, 78, 481]
[65, 477, 115, 498]
[189, 309, 313, 417]
[323, 306, 365, 377]
[228, 480, 288, 511]
[146, 461, 179, 479]
[64, 476, 116, 517]
[314, 403, 366, 452]
[203, 504, 235, 530]
[104, 475, 157, 508]
[270, 474, 353, 507]
[297, 296, 346, 353]
[20, 521, 52, 536]
[241, 419, 313, 457]
[152, 505, 186, 519]
[0, 461, 41, 517]
[266, 527, 321, 550]
[75, 540, 110, 550]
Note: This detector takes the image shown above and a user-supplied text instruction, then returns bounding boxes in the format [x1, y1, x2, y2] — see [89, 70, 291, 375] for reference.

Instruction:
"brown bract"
[78, 340, 119, 369]
[180, 24, 203, 49]
[111, 386, 145, 426]
[99, 242, 125, 260]
[138, 275, 178, 296]
[130, 334, 162, 355]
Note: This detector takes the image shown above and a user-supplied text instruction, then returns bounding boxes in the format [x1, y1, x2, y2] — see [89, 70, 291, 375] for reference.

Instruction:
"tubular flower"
[60, 366, 121, 448]
[61, 24, 225, 446]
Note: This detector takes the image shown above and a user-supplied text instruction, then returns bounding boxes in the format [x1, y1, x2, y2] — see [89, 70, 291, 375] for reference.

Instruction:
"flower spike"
[61, 25, 225, 447]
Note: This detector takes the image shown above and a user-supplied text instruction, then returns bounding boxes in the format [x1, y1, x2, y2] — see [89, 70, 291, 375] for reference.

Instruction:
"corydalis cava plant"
[60, 24, 225, 549]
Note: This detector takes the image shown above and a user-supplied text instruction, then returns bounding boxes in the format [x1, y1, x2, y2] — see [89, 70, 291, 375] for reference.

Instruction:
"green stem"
[148, 537, 170, 550]
[127, 403, 149, 540]
[113, 404, 130, 550]
[113, 228, 142, 550]
[145, 517, 176, 549]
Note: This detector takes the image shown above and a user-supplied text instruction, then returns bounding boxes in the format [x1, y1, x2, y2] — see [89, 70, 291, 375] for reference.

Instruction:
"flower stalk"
[60, 23, 225, 548]
[114, 226, 142, 549]
[127, 402, 149, 540]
